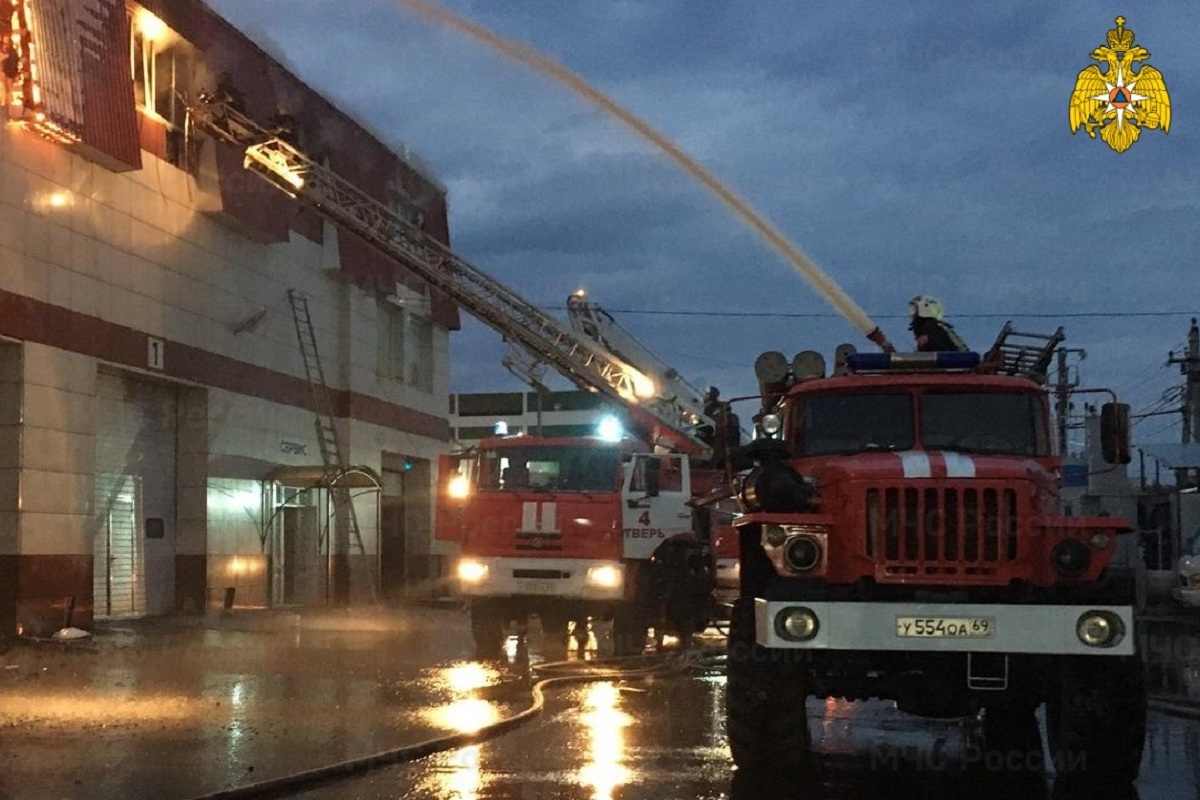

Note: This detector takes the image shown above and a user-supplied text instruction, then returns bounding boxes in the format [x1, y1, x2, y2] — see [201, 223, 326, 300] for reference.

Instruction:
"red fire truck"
[437, 433, 721, 657]
[436, 293, 737, 658]
[725, 333, 1145, 783]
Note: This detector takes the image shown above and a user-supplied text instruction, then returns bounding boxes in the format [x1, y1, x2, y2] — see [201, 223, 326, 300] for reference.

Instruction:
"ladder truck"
[565, 290, 743, 614]
[725, 326, 1145, 782]
[440, 292, 740, 658]
[185, 95, 734, 656]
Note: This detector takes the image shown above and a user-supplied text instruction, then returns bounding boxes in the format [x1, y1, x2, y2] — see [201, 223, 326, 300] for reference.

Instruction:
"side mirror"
[1100, 402, 1131, 465]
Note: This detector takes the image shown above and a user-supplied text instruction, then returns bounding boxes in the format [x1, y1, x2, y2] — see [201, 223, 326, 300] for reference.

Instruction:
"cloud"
[204, 0, 1198, 443]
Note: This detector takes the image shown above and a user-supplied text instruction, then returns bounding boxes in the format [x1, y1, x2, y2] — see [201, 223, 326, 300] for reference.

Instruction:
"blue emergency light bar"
[846, 351, 982, 372]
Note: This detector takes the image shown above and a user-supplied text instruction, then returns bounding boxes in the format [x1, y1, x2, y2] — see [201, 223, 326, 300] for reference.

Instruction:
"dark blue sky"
[206, 0, 1198, 451]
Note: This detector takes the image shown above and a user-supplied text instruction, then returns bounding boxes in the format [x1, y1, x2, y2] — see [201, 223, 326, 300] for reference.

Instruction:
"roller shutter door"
[93, 371, 177, 618]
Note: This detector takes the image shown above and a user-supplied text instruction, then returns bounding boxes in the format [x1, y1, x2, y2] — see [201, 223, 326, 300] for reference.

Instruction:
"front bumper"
[456, 557, 625, 601]
[754, 599, 1135, 656]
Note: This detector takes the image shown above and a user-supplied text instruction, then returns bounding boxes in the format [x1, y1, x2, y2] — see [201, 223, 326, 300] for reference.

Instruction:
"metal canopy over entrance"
[266, 465, 383, 491]
[263, 466, 382, 605]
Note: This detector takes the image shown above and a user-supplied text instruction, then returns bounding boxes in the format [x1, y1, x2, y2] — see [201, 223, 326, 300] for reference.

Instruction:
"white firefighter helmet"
[908, 295, 945, 321]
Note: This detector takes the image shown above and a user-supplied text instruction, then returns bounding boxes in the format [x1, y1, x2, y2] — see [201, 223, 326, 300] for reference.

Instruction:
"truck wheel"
[470, 602, 506, 658]
[539, 611, 571, 661]
[1045, 655, 1146, 784]
[612, 607, 648, 657]
[981, 701, 1042, 770]
[725, 597, 811, 774]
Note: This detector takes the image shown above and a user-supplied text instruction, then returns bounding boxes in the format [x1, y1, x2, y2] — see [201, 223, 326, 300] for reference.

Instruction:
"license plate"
[895, 616, 995, 638]
[516, 579, 557, 594]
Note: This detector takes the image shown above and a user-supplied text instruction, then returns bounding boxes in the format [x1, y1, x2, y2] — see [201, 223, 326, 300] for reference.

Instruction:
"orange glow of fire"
[6, 0, 80, 145]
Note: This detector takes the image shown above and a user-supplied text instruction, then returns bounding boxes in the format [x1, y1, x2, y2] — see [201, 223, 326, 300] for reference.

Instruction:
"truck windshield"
[477, 445, 621, 492]
[793, 393, 914, 455]
[920, 391, 1045, 456]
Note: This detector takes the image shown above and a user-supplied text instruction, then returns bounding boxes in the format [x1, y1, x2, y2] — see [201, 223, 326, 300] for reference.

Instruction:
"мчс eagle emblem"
[1069, 16, 1170, 153]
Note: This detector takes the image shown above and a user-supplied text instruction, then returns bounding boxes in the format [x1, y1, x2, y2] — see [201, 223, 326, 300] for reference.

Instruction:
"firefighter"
[696, 387, 721, 445]
[2, 38, 18, 81]
[908, 295, 968, 352]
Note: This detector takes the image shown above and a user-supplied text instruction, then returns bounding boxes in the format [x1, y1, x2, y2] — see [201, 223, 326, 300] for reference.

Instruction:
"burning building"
[0, 0, 460, 637]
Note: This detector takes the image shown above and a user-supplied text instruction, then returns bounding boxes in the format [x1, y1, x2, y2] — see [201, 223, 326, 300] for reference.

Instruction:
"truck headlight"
[586, 564, 623, 589]
[783, 535, 822, 572]
[1075, 610, 1125, 648]
[1052, 539, 1091, 578]
[760, 413, 783, 438]
[776, 606, 820, 641]
[448, 474, 471, 499]
[457, 560, 489, 583]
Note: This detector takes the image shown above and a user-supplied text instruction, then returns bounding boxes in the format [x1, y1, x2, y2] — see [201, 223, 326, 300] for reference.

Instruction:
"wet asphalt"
[0, 604, 1197, 800]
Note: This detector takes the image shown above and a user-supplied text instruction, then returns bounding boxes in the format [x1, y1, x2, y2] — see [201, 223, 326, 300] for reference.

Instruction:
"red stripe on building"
[0, 287, 450, 441]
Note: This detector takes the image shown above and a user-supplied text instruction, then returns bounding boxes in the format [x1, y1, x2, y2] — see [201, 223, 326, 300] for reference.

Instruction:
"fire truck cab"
[437, 434, 715, 657]
[726, 347, 1145, 783]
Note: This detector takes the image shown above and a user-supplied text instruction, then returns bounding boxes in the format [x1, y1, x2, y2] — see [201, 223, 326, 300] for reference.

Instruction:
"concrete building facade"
[0, 0, 459, 637]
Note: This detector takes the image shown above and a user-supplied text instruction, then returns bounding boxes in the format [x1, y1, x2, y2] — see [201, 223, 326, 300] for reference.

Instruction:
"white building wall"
[0, 81, 453, 622]
[18, 343, 96, 558]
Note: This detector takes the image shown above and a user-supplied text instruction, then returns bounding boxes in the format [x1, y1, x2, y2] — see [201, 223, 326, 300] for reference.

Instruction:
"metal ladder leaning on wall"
[286, 289, 376, 602]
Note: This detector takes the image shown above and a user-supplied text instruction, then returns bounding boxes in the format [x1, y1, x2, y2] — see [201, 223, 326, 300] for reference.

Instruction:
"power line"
[1138, 418, 1180, 442]
[539, 306, 1200, 321]
[1132, 386, 1181, 419]
[1112, 351, 1178, 400]
[1132, 407, 1182, 420]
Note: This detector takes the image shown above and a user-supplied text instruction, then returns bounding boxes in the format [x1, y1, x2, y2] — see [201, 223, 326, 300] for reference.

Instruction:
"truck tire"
[539, 610, 570, 661]
[725, 597, 811, 774]
[470, 602, 506, 658]
[612, 606, 648, 657]
[981, 701, 1042, 770]
[1045, 655, 1146, 784]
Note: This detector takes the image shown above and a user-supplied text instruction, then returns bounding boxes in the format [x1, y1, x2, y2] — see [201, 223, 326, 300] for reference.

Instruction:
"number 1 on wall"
[148, 336, 164, 370]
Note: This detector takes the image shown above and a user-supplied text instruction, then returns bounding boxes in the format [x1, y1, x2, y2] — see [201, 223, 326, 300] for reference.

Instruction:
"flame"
[135, 8, 169, 42]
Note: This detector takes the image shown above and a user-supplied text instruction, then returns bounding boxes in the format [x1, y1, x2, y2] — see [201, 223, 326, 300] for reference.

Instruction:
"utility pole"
[1053, 347, 1085, 457]
[1167, 318, 1200, 487]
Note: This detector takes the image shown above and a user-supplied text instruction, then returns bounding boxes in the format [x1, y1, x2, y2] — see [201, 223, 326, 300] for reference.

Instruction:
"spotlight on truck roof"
[792, 350, 825, 380]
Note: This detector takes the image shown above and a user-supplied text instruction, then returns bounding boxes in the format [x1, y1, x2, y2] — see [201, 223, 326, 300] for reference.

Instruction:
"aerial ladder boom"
[186, 95, 709, 457]
[566, 290, 713, 435]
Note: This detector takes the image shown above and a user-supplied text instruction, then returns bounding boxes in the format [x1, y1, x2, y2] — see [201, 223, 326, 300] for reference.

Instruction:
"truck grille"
[865, 486, 1019, 578]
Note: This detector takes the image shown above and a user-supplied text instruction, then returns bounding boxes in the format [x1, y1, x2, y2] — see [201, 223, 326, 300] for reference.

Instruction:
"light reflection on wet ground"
[1, 608, 1197, 800]
[1143, 619, 1200, 701]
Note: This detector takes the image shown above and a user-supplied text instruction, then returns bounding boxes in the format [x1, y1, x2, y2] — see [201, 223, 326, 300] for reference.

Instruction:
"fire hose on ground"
[182, 646, 726, 800]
